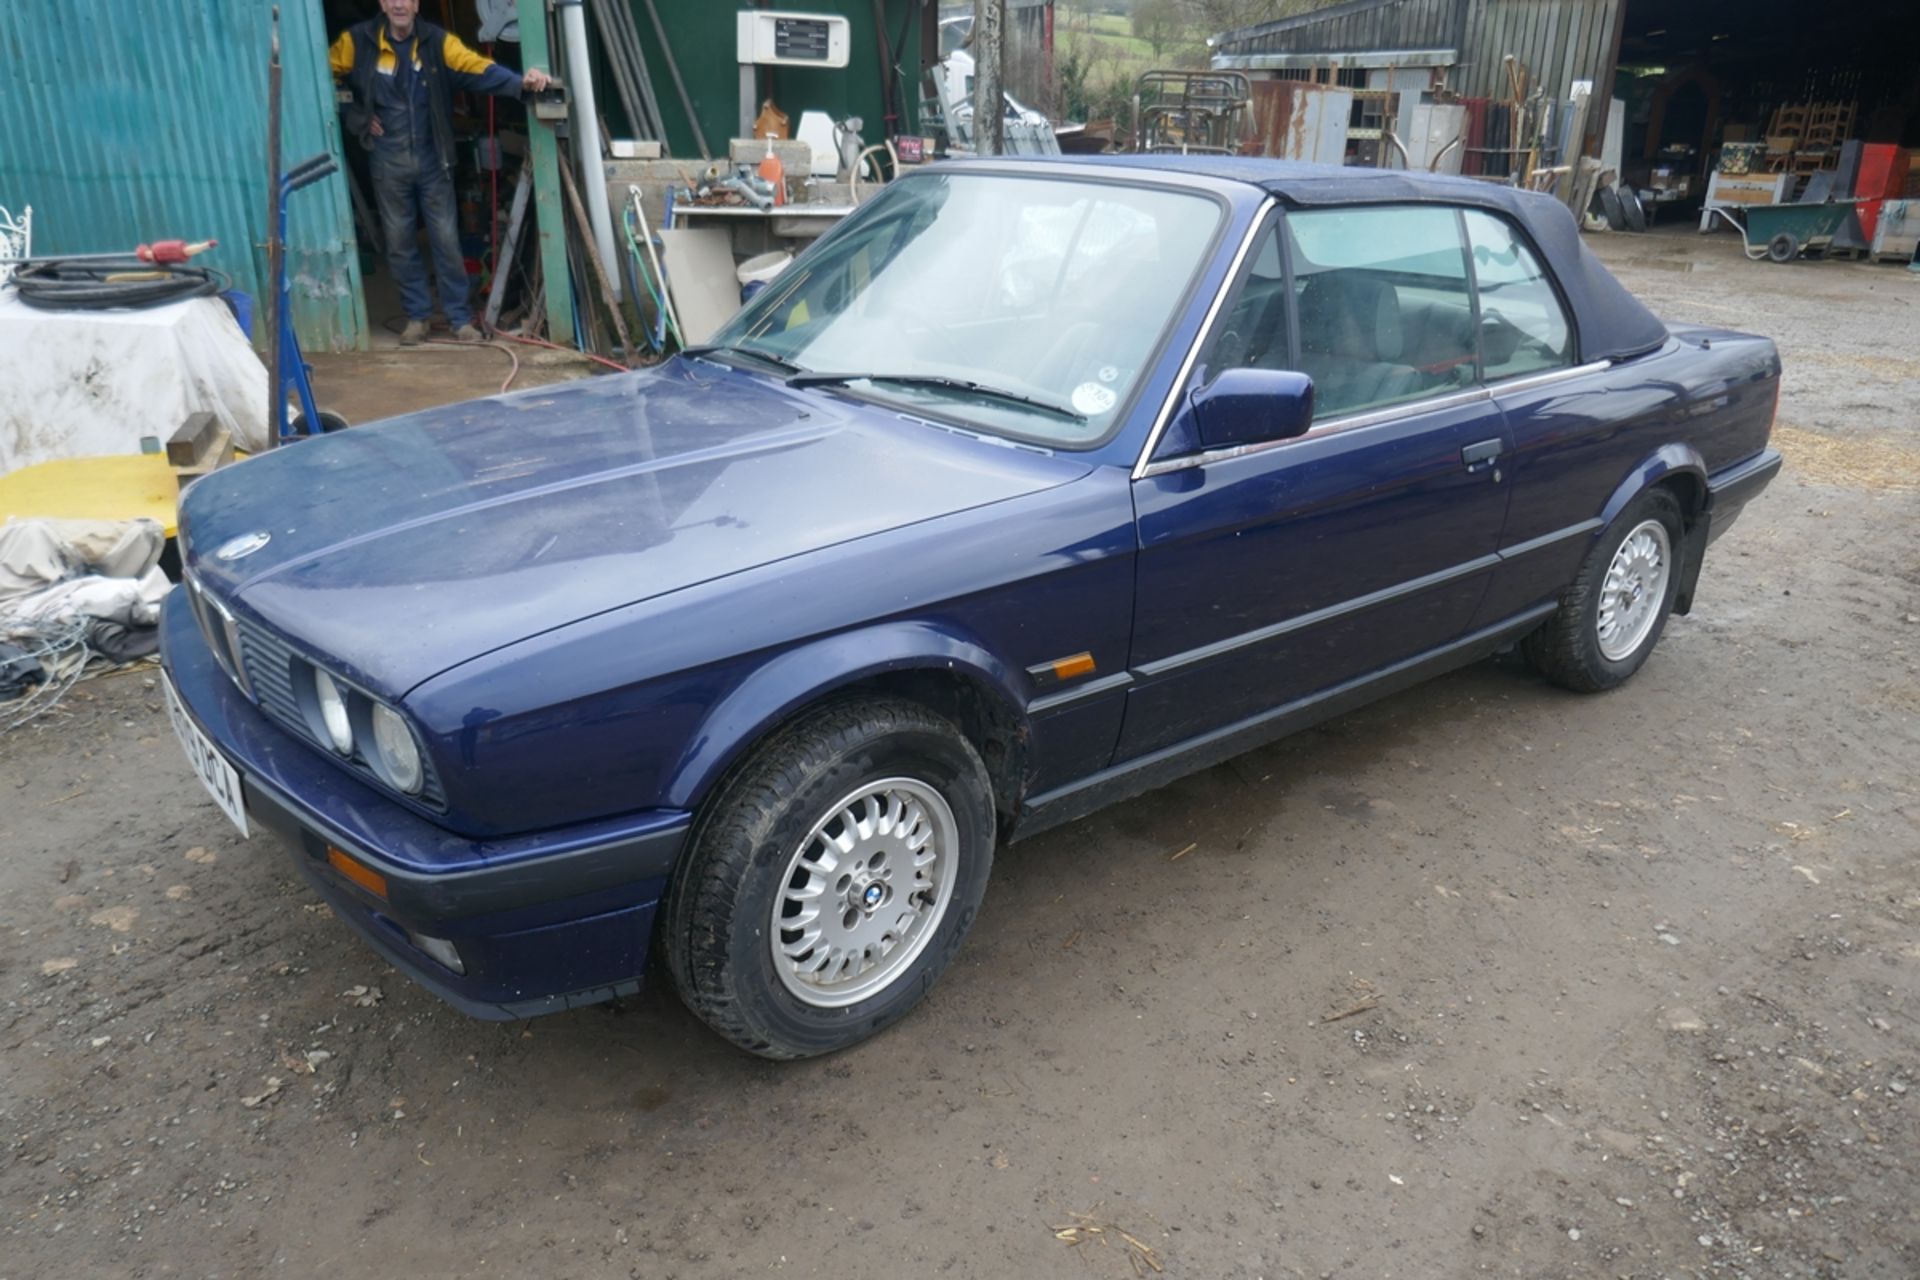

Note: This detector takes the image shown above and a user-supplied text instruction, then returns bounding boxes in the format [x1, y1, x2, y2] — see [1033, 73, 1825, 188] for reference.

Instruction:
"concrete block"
[728, 137, 814, 180]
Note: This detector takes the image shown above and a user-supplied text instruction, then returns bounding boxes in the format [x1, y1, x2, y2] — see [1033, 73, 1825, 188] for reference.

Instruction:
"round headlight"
[370, 703, 423, 794]
[313, 669, 354, 755]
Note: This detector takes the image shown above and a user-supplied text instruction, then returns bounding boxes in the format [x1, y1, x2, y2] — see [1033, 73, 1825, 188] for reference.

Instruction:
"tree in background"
[1183, 0, 1341, 37]
[1131, 0, 1183, 56]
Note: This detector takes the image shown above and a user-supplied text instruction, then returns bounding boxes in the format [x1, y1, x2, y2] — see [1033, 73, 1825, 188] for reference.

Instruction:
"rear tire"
[662, 698, 995, 1059]
[1524, 488, 1685, 693]
[1767, 232, 1800, 264]
[1599, 185, 1626, 231]
[1618, 182, 1648, 233]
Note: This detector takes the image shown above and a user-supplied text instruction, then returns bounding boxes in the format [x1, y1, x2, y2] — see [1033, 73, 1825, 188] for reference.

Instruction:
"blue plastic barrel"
[220, 289, 254, 339]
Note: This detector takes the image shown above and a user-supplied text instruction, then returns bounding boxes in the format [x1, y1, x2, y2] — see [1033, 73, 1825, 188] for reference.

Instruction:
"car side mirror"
[1190, 368, 1315, 450]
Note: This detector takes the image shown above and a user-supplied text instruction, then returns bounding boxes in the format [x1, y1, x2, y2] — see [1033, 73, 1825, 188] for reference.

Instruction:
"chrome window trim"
[1136, 359, 1613, 479]
[1129, 196, 1277, 481]
[1480, 358, 1612, 397]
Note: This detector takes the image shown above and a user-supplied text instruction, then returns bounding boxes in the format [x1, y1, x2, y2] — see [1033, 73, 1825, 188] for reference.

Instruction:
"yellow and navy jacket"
[329, 19, 521, 171]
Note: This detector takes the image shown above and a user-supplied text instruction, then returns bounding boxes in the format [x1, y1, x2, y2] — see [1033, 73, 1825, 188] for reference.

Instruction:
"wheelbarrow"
[1708, 198, 1860, 263]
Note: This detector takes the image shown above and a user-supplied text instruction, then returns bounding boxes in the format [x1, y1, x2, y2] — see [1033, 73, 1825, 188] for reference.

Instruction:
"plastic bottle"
[758, 138, 786, 207]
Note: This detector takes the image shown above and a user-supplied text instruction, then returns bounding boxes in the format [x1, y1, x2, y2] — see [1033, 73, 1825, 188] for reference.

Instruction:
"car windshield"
[707, 171, 1223, 447]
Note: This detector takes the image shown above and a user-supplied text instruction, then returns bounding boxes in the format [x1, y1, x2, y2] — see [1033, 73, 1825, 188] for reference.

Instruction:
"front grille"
[188, 578, 446, 810]
[232, 620, 302, 732]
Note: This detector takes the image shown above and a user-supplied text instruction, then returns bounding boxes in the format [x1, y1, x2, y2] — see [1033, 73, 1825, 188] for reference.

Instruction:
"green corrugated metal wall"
[635, 2, 926, 160]
[0, 1, 365, 351]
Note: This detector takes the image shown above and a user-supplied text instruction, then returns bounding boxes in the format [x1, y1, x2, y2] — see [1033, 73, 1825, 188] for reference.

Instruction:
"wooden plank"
[166, 411, 218, 468]
[557, 155, 633, 358]
[483, 165, 534, 333]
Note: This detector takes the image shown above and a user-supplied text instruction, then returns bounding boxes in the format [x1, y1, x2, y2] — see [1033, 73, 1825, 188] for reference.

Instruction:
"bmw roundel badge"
[214, 531, 272, 562]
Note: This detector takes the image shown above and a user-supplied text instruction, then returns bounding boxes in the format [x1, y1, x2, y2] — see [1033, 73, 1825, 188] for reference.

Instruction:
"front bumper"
[160, 589, 690, 1019]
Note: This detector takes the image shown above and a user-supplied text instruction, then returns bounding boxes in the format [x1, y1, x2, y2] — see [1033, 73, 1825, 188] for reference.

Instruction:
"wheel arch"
[1595, 443, 1708, 614]
[662, 622, 1032, 826]
[1597, 443, 1708, 531]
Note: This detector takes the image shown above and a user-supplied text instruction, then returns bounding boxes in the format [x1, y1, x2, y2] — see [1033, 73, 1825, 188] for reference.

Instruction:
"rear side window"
[1286, 207, 1478, 419]
[1463, 209, 1573, 379]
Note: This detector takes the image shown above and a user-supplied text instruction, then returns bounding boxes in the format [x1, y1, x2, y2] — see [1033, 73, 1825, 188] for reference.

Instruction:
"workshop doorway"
[323, 0, 544, 345]
[1612, 0, 1919, 217]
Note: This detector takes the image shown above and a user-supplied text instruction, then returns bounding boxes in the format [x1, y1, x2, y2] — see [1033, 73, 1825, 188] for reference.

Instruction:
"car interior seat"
[1295, 273, 1423, 416]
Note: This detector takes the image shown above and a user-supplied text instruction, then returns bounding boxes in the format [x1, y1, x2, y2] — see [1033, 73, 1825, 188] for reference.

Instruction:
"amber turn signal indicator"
[326, 846, 389, 900]
[1050, 652, 1097, 681]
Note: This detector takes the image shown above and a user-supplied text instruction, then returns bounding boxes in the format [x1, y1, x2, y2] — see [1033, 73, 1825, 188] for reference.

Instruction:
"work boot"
[399, 319, 428, 346]
[453, 323, 484, 343]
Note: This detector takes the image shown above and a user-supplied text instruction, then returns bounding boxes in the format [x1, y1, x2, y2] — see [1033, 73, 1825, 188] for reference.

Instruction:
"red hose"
[488, 328, 631, 374]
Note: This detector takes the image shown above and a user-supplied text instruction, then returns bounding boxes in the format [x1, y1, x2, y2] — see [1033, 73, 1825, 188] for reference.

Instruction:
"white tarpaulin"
[0, 516, 168, 659]
[0, 291, 269, 473]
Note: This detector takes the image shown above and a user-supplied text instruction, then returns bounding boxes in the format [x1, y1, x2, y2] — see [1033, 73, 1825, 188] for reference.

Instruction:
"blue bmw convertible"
[162, 157, 1781, 1057]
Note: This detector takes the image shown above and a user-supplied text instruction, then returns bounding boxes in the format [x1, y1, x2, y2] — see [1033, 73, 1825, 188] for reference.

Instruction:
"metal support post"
[516, 0, 576, 343]
[555, 0, 621, 301]
[971, 0, 1004, 156]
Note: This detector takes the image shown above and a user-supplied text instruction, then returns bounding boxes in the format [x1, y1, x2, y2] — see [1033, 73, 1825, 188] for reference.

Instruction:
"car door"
[1458, 207, 1643, 629]
[1117, 204, 1514, 760]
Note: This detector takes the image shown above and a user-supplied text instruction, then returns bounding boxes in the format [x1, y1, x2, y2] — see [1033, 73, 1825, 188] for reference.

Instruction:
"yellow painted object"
[0, 454, 181, 538]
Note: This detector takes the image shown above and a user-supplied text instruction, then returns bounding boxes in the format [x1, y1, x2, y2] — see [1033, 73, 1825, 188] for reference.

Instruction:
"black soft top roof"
[1055, 156, 1670, 364]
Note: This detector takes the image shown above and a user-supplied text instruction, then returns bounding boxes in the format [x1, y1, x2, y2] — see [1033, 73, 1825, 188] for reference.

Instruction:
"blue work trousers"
[372, 154, 471, 328]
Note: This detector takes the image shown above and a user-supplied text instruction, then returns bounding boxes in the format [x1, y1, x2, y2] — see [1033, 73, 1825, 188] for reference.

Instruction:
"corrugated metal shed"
[1213, 0, 1463, 62]
[1212, 0, 1623, 115]
[1454, 0, 1622, 104]
[0, 1, 364, 351]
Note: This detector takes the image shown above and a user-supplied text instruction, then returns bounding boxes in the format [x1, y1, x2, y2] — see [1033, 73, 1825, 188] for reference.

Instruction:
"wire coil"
[9, 258, 227, 311]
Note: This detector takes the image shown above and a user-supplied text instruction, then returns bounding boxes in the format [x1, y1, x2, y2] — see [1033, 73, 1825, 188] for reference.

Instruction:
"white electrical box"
[736, 10, 849, 68]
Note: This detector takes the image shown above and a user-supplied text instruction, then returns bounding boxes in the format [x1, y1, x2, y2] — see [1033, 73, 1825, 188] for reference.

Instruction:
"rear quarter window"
[1463, 209, 1574, 380]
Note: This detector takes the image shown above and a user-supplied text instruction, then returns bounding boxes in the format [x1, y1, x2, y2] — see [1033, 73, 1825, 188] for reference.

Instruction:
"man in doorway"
[329, 0, 550, 344]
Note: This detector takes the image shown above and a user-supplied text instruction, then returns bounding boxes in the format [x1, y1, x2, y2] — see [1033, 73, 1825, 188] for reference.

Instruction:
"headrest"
[1298, 273, 1403, 363]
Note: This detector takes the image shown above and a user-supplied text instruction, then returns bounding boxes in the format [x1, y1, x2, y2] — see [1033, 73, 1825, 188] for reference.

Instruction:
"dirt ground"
[3, 226, 1917, 1280]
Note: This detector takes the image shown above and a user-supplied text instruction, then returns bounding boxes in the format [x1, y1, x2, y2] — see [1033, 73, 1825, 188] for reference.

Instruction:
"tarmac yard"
[2, 228, 1916, 1279]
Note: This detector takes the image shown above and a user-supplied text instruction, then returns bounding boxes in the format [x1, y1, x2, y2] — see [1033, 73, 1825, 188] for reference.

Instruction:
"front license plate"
[162, 672, 249, 838]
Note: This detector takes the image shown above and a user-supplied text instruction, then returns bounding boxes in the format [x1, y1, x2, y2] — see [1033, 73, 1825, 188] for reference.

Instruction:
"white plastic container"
[736, 251, 793, 286]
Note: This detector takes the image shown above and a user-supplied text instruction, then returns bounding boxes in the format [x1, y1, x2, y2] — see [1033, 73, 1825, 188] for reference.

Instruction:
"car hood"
[181, 360, 1092, 696]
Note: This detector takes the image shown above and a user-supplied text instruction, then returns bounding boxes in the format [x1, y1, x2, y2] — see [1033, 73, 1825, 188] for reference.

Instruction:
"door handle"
[1461, 438, 1505, 473]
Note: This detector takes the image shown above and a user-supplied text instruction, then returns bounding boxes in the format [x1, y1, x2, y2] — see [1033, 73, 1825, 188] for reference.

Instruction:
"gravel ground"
[2, 226, 1916, 1279]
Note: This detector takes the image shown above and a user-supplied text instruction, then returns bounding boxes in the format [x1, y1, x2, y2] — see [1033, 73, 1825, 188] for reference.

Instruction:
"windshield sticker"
[1071, 382, 1118, 416]
[1097, 365, 1119, 384]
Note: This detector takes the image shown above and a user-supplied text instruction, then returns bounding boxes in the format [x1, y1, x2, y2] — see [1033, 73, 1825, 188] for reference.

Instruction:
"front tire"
[1524, 488, 1685, 693]
[662, 698, 995, 1059]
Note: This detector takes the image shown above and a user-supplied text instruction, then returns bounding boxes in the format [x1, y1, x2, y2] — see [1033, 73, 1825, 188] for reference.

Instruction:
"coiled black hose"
[9, 258, 227, 311]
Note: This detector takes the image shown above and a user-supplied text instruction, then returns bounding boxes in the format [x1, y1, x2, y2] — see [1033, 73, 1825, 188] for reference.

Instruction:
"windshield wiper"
[680, 343, 803, 376]
[787, 372, 1086, 423]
